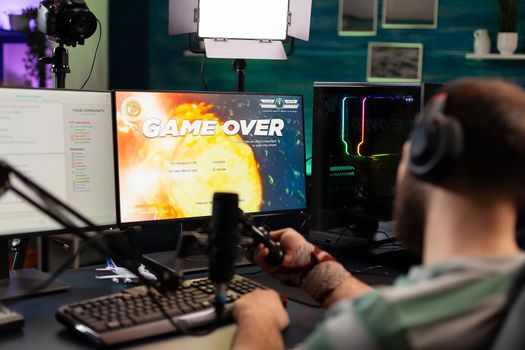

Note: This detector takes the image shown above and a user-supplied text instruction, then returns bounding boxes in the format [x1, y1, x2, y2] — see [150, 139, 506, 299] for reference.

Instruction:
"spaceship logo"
[121, 97, 143, 122]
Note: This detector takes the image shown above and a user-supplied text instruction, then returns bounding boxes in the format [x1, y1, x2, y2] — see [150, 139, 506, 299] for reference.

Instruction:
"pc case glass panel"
[198, 0, 289, 40]
[311, 84, 421, 234]
[0, 88, 116, 236]
[114, 91, 306, 224]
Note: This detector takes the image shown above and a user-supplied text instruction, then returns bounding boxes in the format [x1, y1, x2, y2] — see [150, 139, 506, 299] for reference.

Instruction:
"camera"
[37, 0, 97, 46]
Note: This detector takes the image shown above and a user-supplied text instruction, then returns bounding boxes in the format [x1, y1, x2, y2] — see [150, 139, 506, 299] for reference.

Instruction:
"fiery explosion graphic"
[116, 92, 263, 222]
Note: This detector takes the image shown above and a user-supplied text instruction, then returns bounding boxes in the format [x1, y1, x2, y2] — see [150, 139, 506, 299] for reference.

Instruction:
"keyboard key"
[106, 320, 121, 329]
[130, 313, 164, 324]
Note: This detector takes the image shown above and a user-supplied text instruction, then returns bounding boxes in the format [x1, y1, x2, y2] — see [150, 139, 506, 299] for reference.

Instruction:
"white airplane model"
[95, 257, 157, 284]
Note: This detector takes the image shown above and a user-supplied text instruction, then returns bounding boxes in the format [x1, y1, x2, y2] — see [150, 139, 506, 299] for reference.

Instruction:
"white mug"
[474, 29, 491, 55]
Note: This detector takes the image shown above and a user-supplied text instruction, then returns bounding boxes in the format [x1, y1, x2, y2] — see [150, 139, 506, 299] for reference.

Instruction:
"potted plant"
[21, 7, 49, 87]
[6, 8, 30, 32]
[496, 0, 519, 55]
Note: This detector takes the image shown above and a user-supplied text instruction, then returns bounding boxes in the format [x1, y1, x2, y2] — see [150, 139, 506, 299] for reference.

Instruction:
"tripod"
[40, 43, 71, 89]
[12, 43, 72, 270]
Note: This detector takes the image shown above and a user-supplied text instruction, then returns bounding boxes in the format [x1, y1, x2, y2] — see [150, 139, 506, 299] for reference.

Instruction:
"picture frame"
[382, 0, 438, 29]
[338, 0, 378, 36]
[367, 42, 423, 82]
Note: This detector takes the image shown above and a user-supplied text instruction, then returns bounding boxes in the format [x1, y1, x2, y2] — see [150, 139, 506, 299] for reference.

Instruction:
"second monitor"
[113, 91, 307, 225]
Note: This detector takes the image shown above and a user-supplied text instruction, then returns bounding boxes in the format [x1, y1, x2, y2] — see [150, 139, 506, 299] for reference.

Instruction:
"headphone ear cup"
[409, 120, 438, 171]
[409, 118, 463, 183]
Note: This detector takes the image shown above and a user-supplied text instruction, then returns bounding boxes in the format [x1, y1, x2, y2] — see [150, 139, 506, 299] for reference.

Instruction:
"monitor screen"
[311, 83, 422, 235]
[114, 91, 307, 224]
[0, 88, 117, 237]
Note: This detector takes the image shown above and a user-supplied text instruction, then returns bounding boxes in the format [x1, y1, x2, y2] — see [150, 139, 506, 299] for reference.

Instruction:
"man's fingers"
[269, 228, 293, 240]
[254, 244, 269, 264]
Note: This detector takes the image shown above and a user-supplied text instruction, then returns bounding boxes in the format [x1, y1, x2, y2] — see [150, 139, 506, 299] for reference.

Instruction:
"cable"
[145, 287, 220, 337]
[350, 265, 390, 276]
[330, 226, 352, 247]
[375, 230, 392, 240]
[298, 213, 310, 231]
[80, 18, 102, 90]
[200, 56, 209, 91]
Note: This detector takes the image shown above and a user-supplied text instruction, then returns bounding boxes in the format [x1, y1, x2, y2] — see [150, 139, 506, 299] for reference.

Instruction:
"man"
[232, 79, 525, 349]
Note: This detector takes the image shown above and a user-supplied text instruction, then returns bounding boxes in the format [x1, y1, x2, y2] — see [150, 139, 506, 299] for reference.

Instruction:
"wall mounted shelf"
[465, 53, 525, 60]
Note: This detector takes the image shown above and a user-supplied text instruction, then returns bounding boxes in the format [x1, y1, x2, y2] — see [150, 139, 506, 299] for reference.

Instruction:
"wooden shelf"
[465, 53, 525, 60]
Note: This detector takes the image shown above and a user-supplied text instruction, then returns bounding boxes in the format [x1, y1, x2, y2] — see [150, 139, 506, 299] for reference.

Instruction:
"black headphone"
[408, 92, 464, 183]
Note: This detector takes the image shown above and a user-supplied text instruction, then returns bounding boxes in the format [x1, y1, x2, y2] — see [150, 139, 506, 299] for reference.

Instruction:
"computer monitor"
[310, 82, 440, 244]
[113, 91, 307, 225]
[0, 87, 116, 299]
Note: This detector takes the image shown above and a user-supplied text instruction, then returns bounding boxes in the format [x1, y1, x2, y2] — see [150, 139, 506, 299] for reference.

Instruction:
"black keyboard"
[56, 275, 267, 346]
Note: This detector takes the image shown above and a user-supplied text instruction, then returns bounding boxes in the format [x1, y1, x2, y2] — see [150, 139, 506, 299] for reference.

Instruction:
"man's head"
[394, 79, 525, 255]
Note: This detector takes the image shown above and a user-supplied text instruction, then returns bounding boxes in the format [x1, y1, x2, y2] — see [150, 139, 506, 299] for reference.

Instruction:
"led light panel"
[198, 0, 289, 40]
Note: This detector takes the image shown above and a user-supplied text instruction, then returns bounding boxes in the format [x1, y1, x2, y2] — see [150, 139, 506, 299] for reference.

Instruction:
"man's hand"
[250, 228, 373, 308]
[232, 289, 289, 350]
[252, 228, 315, 285]
[233, 289, 289, 330]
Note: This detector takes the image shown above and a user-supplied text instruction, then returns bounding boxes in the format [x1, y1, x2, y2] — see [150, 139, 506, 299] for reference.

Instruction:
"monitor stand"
[0, 238, 70, 301]
[144, 222, 251, 274]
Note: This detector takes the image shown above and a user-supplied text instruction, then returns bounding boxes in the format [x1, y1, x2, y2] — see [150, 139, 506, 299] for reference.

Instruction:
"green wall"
[148, 0, 525, 173]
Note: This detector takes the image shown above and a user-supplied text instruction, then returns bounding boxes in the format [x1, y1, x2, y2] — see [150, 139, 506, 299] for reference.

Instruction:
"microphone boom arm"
[0, 160, 179, 293]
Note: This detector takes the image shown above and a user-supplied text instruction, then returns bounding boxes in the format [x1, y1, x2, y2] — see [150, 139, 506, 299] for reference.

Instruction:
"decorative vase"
[473, 29, 491, 55]
[497, 32, 518, 55]
[8, 14, 29, 31]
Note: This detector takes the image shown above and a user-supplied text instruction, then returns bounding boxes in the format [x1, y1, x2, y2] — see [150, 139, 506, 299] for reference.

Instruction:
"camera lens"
[62, 8, 96, 40]
[71, 11, 96, 38]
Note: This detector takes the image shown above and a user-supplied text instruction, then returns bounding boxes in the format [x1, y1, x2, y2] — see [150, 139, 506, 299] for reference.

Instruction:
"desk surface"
[0, 249, 404, 349]
[0, 266, 326, 349]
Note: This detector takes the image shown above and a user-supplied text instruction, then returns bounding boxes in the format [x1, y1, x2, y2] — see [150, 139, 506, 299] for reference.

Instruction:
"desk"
[0, 265, 326, 349]
[0, 251, 403, 349]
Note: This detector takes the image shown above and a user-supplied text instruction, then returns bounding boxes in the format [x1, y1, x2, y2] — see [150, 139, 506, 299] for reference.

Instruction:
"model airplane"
[95, 257, 157, 283]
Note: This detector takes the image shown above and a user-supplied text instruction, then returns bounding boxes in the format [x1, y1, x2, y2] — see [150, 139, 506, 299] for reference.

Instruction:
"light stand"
[233, 59, 247, 92]
[0, 161, 179, 300]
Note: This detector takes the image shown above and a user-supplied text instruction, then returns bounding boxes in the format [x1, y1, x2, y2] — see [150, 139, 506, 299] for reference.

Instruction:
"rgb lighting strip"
[341, 95, 410, 156]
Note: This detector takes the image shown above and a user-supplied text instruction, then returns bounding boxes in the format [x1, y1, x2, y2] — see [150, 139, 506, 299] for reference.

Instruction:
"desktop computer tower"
[309, 82, 442, 248]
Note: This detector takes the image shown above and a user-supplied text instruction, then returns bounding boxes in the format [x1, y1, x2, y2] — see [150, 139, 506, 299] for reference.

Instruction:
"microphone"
[208, 192, 239, 317]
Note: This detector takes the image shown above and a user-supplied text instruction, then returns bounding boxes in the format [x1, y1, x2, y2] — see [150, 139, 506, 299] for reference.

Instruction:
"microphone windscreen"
[209, 192, 239, 284]
[210, 192, 239, 232]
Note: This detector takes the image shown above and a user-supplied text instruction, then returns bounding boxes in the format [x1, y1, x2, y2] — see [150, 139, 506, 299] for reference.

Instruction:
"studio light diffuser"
[198, 0, 289, 40]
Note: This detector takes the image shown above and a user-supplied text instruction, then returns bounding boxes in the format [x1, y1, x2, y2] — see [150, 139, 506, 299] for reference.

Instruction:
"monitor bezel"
[0, 86, 118, 239]
[112, 89, 308, 228]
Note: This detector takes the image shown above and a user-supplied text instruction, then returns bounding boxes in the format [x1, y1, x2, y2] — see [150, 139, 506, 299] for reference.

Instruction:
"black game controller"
[237, 210, 284, 265]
